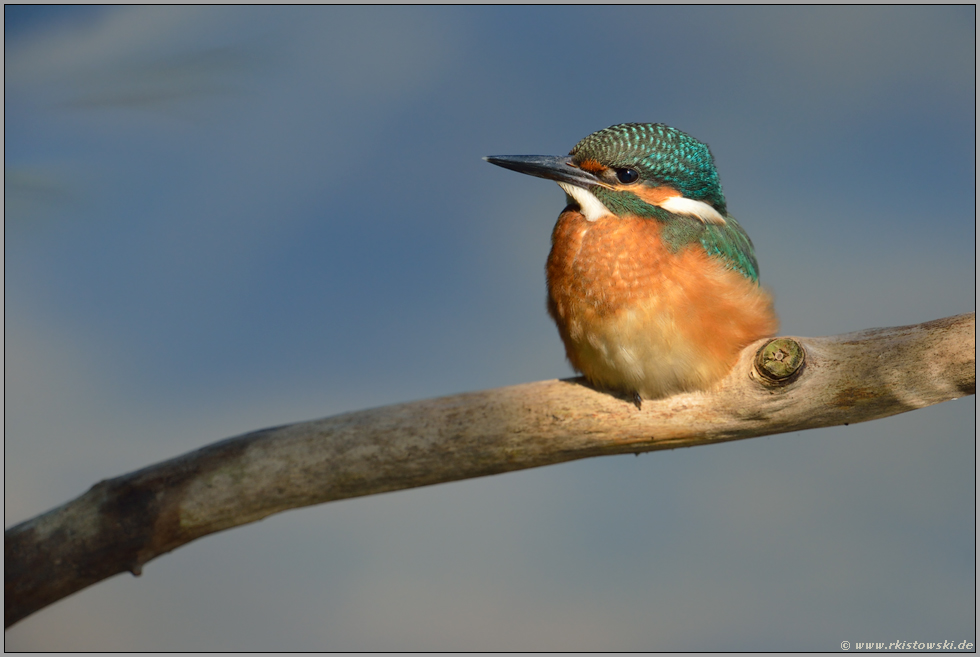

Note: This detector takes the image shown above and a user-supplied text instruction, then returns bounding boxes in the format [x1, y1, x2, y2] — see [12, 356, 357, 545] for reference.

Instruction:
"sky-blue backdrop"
[5, 6, 975, 650]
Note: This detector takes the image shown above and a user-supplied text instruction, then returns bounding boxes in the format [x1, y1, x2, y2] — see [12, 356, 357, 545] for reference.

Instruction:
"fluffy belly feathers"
[546, 208, 778, 399]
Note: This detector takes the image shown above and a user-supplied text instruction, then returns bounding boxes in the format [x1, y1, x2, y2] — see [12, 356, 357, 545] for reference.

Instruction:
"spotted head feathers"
[570, 123, 727, 213]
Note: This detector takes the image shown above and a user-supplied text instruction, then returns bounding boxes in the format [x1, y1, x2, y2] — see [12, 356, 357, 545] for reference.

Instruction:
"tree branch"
[5, 313, 975, 628]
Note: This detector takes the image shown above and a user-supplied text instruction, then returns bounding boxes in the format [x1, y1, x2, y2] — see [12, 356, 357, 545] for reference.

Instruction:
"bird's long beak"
[483, 154, 604, 190]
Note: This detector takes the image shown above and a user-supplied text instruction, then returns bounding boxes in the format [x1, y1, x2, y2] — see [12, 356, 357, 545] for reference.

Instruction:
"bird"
[485, 123, 778, 406]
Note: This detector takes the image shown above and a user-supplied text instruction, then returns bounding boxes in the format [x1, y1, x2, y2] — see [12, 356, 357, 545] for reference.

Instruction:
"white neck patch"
[556, 181, 727, 226]
[557, 182, 612, 222]
[659, 196, 727, 225]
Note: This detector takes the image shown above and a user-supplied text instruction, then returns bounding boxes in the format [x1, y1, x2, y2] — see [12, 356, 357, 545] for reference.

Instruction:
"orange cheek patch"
[628, 184, 680, 206]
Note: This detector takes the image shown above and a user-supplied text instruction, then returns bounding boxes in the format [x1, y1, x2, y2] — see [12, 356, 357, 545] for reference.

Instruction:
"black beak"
[483, 154, 605, 190]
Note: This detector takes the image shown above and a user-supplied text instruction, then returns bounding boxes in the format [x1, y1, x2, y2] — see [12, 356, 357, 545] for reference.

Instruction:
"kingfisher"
[485, 123, 778, 405]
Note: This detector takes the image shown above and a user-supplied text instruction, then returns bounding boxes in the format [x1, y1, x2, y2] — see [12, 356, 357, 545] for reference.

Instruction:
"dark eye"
[616, 168, 639, 184]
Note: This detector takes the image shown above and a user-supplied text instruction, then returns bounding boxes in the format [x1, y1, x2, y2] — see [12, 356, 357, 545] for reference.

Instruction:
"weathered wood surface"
[5, 312, 975, 628]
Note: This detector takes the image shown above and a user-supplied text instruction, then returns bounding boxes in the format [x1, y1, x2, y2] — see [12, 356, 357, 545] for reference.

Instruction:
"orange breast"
[546, 207, 778, 399]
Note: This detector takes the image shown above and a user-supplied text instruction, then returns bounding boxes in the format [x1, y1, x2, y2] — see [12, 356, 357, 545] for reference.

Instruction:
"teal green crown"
[570, 123, 727, 213]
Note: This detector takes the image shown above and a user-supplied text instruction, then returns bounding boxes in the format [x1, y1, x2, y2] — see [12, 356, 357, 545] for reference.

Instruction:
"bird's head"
[486, 122, 728, 225]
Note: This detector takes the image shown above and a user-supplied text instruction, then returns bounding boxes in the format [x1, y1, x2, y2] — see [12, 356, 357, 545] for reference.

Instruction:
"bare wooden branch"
[5, 313, 974, 628]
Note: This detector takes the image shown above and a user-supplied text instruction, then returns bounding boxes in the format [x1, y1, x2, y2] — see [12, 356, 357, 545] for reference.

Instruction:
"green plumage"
[665, 212, 761, 282]
[570, 123, 760, 282]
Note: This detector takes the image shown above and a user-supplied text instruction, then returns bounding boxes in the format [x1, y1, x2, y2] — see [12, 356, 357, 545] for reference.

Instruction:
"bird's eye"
[616, 168, 640, 184]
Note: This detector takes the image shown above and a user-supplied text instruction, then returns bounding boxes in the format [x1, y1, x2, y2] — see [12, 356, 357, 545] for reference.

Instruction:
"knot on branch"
[755, 337, 806, 384]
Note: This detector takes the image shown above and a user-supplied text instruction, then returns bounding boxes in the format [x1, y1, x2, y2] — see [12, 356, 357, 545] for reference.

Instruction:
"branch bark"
[5, 313, 975, 628]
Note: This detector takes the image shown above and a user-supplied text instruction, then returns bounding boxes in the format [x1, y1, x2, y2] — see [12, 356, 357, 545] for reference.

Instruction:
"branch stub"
[756, 337, 806, 384]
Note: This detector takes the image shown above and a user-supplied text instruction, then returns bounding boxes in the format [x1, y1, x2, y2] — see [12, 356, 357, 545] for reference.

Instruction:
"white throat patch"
[557, 182, 612, 222]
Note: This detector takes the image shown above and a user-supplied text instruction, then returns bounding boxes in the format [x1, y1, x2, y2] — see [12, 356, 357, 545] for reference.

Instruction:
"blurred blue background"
[4, 6, 974, 650]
